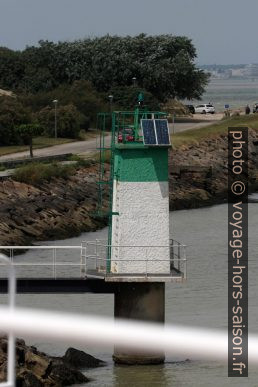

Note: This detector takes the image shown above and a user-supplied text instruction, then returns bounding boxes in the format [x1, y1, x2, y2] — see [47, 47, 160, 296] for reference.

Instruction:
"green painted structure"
[97, 106, 170, 272]
[114, 146, 169, 182]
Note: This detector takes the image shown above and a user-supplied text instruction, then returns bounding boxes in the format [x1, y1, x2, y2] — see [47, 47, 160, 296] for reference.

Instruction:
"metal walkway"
[0, 278, 116, 294]
[0, 239, 187, 293]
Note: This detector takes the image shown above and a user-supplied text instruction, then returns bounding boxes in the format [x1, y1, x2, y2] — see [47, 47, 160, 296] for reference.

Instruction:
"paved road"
[0, 137, 103, 161]
[0, 114, 222, 161]
[170, 119, 219, 134]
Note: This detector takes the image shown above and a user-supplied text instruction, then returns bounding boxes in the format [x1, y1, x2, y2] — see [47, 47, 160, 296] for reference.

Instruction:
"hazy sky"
[0, 0, 257, 65]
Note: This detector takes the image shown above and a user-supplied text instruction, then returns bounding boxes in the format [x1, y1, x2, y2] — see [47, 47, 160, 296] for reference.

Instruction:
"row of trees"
[0, 95, 85, 150]
[0, 34, 209, 101]
[0, 80, 160, 147]
[0, 34, 209, 149]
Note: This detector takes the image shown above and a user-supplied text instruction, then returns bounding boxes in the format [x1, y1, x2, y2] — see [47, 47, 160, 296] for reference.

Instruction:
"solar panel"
[141, 118, 171, 146]
[141, 119, 157, 145]
[155, 119, 170, 145]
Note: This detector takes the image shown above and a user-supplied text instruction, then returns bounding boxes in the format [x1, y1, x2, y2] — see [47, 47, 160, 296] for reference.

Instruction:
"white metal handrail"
[85, 240, 187, 279]
[84, 242, 186, 248]
[0, 263, 84, 266]
[0, 246, 84, 279]
[0, 254, 16, 387]
[0, 246, 82, 249]
[0, 240, 187, 279]
[86, 256, 187, 278]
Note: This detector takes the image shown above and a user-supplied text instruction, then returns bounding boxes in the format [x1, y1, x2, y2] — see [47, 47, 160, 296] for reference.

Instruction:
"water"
[185, 78, 258, 112]
[1, 202, 258, 386]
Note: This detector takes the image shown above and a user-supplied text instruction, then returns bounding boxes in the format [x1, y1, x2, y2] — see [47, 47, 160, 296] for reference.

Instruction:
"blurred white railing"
[0, 254, 15, 387]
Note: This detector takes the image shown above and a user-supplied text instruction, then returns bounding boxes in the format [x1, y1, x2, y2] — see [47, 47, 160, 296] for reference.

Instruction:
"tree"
[0, 36, 209, 101]
[0, 47, 25, 91]
[107, 85, 160, 110]
[16, 124, 42, 158]
[0, 96, 31, 145]
[20, 81, 108, 129]
[36, 104, 83, 138]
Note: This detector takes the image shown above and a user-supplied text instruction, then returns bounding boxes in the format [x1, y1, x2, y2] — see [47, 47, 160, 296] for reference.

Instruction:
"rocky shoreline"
[0, 337, 105, 386]
[0, 164, 109, 246]
[0, 129, 257, 247]
[169, 128, 258, 210]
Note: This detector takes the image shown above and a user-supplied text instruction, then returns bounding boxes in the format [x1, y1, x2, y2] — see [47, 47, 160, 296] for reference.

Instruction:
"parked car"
[185, 104, 195, 114]
[118, 128, 134, 143]
[195, 104, 215, 114]
[253, 103, 258, 113]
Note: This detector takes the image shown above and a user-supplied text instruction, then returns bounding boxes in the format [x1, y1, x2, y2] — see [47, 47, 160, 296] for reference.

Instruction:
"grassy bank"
[75, 150, 111, 165]
[171, 114, 258, 148]
[12, 151, 110, 185]
[14, 162, 76, 185]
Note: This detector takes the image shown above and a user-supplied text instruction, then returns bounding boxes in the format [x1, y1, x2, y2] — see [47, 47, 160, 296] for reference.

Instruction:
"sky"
[0, 0, 257, 65]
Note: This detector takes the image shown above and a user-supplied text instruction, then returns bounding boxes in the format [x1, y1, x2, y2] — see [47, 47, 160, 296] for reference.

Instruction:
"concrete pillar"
[113, 282, 165, 365]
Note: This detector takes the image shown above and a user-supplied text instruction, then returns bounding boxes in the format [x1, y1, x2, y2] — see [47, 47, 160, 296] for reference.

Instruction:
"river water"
[186, 78, 258, 112]
[1, 202, 258, 386]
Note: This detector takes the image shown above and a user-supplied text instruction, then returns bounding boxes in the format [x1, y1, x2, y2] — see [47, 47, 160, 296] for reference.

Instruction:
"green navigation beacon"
[97, 94, 171, 275]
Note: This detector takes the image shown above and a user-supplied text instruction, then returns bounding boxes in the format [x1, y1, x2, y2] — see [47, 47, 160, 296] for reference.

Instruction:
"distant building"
[199, 64, 258, 79]
[244, 64, 258, 77]
[231, 69, 245, 77]
[224, 69, 232, 78]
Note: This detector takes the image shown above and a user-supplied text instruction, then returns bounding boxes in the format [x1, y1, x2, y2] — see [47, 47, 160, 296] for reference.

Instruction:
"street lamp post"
[52, 99, 58, 139]
[132, 77, 137, 87]
[108, 95, 113, 112]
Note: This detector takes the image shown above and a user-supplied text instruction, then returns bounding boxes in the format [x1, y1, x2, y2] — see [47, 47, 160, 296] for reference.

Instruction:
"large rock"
[0, 337, 90, 386]
[25, 351, 51, 378]
[17, 370, 43, 387]
[63, 347, 105, 369]
[48, 363, 88, 385]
